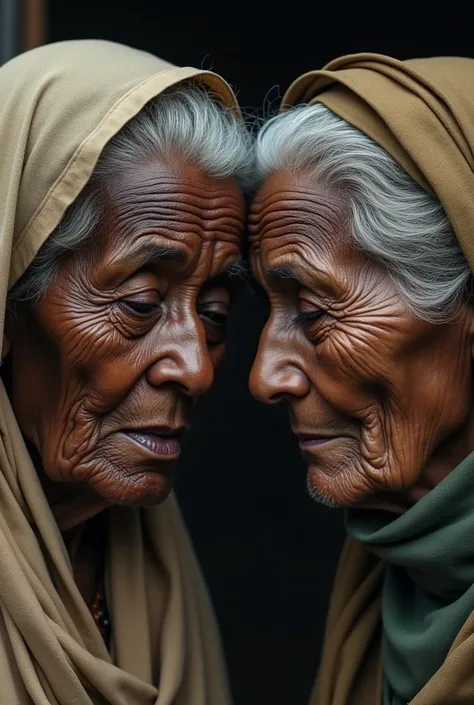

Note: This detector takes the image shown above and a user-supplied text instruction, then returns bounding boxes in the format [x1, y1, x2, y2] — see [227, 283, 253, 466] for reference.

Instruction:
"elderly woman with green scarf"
[249, 53, 474, 705]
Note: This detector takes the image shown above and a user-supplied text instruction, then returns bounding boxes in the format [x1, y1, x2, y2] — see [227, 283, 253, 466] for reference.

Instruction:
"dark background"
[47, 5, 474, 703]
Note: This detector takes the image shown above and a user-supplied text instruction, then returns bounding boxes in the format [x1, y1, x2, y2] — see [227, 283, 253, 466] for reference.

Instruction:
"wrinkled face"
[249, 170, 474, 508]
[8, 160, 245, 509]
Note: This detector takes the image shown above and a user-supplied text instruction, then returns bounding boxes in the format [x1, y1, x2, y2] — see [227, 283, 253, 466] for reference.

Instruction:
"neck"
[62, 509, 108, 607]
[44, 481, 109, 533]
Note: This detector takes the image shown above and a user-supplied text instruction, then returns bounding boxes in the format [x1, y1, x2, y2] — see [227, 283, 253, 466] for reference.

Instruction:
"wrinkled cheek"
[78, 359, 140, 415]
[68, 445, 111, 484]
[315, 347, 379, 422]
[41, 394, 102, 483]
[358, 399, 431, 494]
[47, 425, 130, 487]
[314, 346, 397, 488]
[59, 319, 137, 412]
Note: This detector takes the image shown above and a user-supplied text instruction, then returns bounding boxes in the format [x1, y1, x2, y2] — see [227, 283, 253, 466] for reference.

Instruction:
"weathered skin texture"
[6, 159, 245, 531]
[249, 170, 474, 513]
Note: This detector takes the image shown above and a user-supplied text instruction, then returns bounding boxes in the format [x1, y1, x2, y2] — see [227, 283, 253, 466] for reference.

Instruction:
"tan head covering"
[281, 53, 474, 705]
[283, 53, 474, 271]
[0, 39, 238, 704]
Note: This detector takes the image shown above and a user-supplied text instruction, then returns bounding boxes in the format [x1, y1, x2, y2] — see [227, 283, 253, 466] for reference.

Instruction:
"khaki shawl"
[281, 53, 474, 705]
[0, 39, 238, 705]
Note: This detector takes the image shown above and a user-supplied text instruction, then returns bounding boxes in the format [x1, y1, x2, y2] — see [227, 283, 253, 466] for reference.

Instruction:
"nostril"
[250, 367, 310, 405]
[268, 391, 287, 404]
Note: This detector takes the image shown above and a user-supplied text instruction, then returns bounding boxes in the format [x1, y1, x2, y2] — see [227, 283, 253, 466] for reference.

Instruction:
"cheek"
[307, 325, 390, 416]
[397, 340, 473, 435]
[67, 321, 139, 401]
[15, 298, 144, 475]
[38, 285, 141, 404]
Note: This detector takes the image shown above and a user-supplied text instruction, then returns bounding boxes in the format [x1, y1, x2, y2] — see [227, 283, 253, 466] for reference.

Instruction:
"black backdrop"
[47, 5, 474, 703]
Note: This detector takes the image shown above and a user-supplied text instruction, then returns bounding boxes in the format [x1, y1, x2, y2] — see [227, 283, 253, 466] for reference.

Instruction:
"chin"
[306, 463, 365, 509]
[89, 466, 176, 507]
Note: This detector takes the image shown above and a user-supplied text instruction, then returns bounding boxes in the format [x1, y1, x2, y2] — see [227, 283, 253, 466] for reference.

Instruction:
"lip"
[123, 426, 183, 459]
[297, 434, 340, 448]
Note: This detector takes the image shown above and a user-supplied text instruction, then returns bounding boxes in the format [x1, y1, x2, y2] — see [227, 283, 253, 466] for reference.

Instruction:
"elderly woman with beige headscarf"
[0, 38, 251, 704]
[249, 53, 474, 705]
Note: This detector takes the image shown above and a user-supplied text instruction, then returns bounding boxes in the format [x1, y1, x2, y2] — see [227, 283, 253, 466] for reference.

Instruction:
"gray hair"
[254, 103, 473, 323]
[9, 82, 254, 308]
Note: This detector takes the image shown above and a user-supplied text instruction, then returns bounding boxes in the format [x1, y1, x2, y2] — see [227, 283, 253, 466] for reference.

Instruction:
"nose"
[249, 327, 310, 404]
[146, 325, 214, 398]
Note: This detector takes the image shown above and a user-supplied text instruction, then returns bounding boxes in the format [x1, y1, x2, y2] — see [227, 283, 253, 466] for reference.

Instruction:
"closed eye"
[200, 311, 228, 326]
[119, 300, 159, 316]
[294, 310, 325, 324]
[198, 307, 229, 346]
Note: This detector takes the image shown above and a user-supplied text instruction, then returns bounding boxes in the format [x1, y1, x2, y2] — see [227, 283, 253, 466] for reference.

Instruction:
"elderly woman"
[250, 54, 474, 705]
[0, 39, 251, 704]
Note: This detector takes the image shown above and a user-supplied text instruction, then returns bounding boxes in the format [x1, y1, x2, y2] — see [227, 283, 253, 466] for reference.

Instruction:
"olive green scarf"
[346, 451, 474, 705]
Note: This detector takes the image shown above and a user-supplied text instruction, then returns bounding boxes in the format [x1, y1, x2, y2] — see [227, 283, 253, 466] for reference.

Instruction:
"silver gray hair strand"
[255, 103, 473, 323]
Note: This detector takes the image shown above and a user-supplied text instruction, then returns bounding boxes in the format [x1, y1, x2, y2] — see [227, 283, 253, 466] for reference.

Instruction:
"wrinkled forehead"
[100, 160, 245, 261]
[249, 170, 350, 266]
[72, 160, 246, 290]
[108, 160, 245, 229]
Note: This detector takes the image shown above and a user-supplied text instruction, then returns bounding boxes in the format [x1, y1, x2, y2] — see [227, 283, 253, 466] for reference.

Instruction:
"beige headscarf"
[0, 39, 238, 705]
[281, 53, 474, 705]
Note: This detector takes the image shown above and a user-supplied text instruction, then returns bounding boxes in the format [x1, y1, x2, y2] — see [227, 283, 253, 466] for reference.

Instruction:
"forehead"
[101, 159, 245, 264]
[109, 158, 244, 211]
[249, 170, 359, 275]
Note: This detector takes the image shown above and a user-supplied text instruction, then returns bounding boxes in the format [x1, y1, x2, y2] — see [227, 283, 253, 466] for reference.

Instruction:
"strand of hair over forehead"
[8, 82, 254, 308]
[255, 104, 473, 323]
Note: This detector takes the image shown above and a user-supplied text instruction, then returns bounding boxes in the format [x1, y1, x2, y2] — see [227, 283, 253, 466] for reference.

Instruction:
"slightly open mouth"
[125, 430, 181, 458]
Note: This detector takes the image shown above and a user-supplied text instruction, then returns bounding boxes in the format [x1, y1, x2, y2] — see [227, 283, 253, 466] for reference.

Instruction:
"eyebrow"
[114, 244, 188, 271]
[223, 260, 251, 282]
[267, 264, 299, 281]
[266, 261, 342, 302]
[204, 260, 251, 293]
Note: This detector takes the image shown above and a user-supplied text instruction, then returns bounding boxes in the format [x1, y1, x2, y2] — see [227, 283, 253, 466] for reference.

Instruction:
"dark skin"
[5, 158, 245, 604]
[249, 170, 474, 514]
